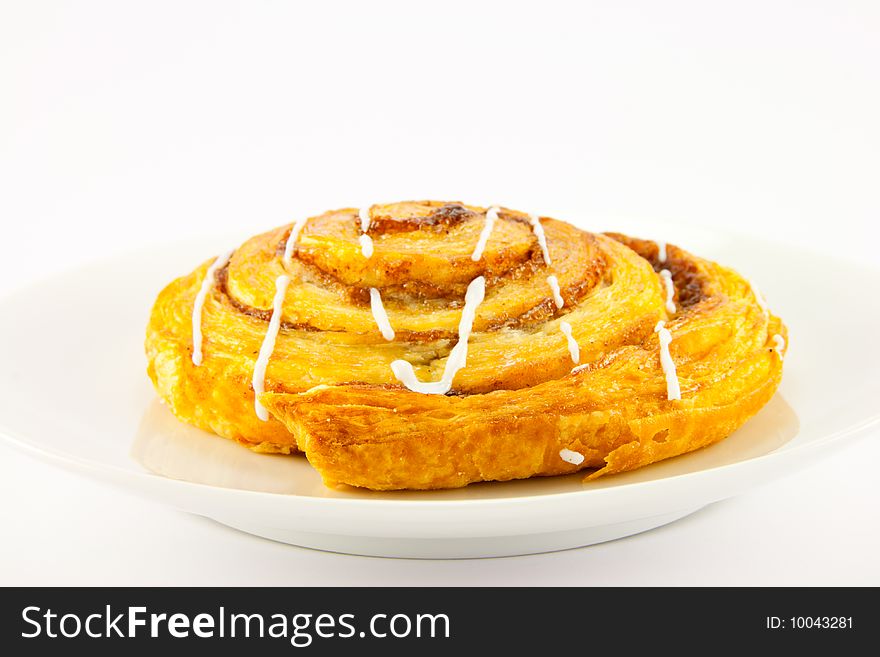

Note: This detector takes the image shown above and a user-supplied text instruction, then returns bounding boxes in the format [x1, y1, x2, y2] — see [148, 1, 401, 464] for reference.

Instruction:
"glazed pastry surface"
[145, 201, 786, 490]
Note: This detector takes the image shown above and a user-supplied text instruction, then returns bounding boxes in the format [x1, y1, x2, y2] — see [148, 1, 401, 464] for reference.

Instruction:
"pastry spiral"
[146, 200, 787, 490]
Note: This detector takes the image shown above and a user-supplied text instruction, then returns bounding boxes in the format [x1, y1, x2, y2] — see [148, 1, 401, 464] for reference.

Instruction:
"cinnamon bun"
[145, 201, 787, 490]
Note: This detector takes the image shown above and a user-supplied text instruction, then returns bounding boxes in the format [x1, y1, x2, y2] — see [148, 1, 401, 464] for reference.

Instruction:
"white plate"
[1, 220, 878, 558]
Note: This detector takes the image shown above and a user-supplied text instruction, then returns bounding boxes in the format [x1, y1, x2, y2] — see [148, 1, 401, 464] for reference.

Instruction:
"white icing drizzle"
[359, 234, 374, 258]
[659, 269, 676, 314]
[657, 240, 667, 263]
[748, 279, 769, 318]
[359, 206, 371, 232]
[471, 206, 499, 261]
[358, 206, 374, 258]
[252, 275, 292, 421]
[772, 334, 786, 361]
[570, 363, 589, 374]
[547, 274, 564, 309]
[529, 214, 551, 265]
[559, 321, 580, 364]
[282, 217, 309, 266]
[391, 276, 486, 394]
[191, 249, 234, 366]
[369, 287, 395, 341]
[654, 320, 682, 401]
[559, 448, 585, 465]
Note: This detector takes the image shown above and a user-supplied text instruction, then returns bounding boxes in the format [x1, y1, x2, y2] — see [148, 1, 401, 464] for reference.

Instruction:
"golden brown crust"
[145, 200, 787, 489]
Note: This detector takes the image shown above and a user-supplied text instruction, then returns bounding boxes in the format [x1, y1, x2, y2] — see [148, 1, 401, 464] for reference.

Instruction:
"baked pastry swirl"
[146, 200, 787, 490]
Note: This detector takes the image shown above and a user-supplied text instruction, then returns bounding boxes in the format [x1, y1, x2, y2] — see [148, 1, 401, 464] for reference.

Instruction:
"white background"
[1, 0, 878, 585]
